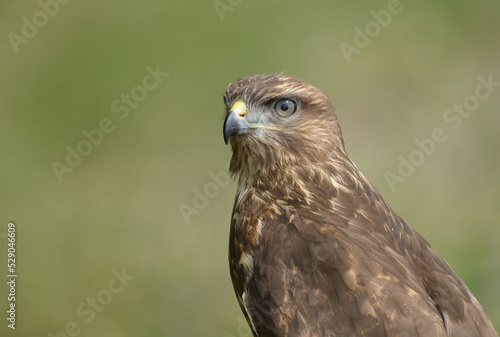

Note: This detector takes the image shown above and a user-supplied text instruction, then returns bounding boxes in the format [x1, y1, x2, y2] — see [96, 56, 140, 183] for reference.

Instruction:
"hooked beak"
[223, 101, 249, 145]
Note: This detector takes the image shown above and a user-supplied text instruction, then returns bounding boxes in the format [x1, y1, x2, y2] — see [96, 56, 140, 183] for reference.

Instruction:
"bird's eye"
[274, 99, 297, 117]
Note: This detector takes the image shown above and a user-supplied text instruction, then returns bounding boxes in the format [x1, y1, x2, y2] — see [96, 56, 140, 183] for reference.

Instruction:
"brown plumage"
[222, 74, 497, 337]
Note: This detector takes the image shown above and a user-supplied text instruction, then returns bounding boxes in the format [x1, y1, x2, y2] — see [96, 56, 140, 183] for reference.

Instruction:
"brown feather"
[223, 74, 498, 337]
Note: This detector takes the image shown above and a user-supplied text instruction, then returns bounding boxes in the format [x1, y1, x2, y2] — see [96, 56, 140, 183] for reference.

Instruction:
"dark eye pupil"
[280, 103, 289, 111]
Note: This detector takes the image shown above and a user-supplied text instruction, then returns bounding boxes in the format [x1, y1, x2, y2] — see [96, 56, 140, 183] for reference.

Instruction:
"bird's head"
[223, 74, 347, 179]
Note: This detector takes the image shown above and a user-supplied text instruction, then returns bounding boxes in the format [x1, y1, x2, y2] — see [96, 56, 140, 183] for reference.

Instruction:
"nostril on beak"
[237, 109, 247, 119]
[230, 100, 248, 120]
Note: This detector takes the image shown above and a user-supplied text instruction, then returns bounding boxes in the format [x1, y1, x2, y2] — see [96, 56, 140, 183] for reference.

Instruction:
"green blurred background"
[1, 0, 499, 336]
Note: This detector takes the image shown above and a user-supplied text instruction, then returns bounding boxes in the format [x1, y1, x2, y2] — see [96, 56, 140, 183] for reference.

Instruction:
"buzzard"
[222, 74, 497, 337]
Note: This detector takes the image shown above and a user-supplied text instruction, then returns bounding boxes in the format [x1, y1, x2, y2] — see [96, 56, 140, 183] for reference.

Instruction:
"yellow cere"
[230, 100, 248, 119]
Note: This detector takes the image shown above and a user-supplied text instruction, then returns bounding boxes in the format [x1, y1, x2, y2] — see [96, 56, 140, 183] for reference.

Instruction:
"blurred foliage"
[0, 0, 499, 336]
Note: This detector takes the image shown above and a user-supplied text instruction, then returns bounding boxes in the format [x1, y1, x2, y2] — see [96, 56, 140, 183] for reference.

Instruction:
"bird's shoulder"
[243, 191, 496, 336]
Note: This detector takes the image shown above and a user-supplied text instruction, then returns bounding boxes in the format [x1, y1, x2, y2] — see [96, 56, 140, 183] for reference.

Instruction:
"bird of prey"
[222, 74, 498, 337]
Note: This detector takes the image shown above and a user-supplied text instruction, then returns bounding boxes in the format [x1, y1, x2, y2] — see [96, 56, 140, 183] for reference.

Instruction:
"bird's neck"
[234, 155, 375, 219]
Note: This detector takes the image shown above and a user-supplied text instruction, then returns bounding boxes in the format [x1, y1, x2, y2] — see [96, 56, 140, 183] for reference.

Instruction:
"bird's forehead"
[224, 74, 312, 109]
